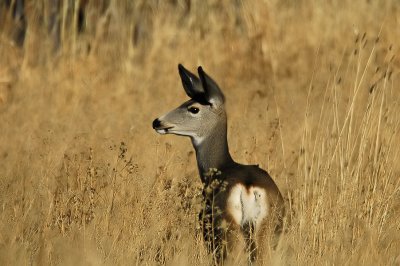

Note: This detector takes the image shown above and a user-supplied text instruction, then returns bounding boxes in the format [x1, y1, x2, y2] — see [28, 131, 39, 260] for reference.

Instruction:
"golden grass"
[0, 1, 399, 265]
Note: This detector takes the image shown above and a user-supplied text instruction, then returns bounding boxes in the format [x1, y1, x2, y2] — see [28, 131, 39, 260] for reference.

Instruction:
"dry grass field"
[0, 1, 399, 265]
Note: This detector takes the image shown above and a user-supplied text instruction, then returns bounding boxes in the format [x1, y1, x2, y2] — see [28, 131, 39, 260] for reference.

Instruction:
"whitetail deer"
[152, 64, 284, 264]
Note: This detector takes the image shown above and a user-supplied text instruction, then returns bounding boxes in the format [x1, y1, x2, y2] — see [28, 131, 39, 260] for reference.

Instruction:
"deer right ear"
[178, 64, 209, 104]
[198, 66, 225, 106]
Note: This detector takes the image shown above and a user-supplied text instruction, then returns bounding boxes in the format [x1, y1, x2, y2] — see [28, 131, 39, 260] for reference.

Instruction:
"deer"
[152, 64, 285, 264]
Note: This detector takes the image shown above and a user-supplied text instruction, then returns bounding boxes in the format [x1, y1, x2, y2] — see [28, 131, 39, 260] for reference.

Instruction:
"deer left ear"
[178, 64, 209, 104]
[198, 66, 225, 106]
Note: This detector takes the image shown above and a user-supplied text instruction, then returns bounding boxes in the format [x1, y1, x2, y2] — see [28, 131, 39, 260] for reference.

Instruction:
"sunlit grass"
[0, 1, 399, 265]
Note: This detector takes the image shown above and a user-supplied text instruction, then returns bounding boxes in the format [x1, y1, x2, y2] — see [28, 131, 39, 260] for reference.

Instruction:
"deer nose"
[152, 118, 161, 129]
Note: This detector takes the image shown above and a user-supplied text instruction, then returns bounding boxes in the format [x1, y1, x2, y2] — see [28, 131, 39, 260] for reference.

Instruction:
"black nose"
[152, 118, 161, 129]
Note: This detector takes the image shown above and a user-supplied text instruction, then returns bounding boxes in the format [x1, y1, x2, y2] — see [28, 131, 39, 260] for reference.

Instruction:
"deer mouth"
[155, 126, 174, 134]
[152, 118, 174, 134]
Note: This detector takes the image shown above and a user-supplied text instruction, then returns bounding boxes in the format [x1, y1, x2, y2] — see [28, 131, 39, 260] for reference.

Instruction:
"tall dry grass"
[0, 0, 399, 265]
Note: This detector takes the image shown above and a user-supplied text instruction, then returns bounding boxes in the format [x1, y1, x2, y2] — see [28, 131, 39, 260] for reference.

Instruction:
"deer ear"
[178, 64, 209, 104]
[198, 66, 225, 105]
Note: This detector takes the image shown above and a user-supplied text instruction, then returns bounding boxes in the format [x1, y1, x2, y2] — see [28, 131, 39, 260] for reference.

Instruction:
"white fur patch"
[192, 135, 205, 146]
[156, 129, 168, 134]
[227, 184, 268, 230]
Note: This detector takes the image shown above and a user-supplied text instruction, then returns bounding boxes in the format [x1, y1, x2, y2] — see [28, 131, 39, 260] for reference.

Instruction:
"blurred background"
[0, 1, 399, 265]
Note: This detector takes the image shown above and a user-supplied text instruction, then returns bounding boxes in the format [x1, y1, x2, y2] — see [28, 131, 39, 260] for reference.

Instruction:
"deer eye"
[188, 107, 199, 114]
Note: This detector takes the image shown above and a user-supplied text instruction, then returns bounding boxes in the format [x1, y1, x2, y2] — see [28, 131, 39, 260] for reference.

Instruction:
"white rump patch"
[227, 184, 268, 229]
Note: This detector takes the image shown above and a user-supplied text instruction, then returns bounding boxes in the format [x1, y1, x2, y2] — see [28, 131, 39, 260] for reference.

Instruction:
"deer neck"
[191, 121, 234, 183]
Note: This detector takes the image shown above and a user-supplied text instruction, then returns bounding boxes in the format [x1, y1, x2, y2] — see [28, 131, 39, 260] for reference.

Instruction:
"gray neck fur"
[191, 119, 234, 183]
